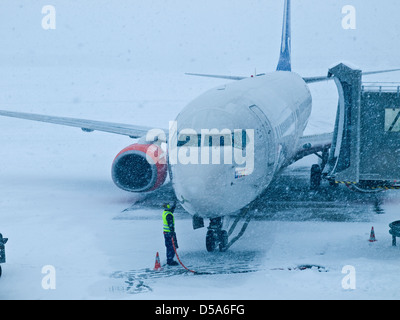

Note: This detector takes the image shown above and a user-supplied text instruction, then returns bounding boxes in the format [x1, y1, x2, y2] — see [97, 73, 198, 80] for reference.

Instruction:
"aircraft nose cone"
[173, 163, 235, 217]
[172, 154, 253, 218]
[170, 103, 259, 218]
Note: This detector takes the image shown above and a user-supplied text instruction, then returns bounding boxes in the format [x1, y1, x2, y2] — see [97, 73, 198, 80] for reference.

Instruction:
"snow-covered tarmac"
[1, 106, 400, 299]
[1, 0, 400, 300]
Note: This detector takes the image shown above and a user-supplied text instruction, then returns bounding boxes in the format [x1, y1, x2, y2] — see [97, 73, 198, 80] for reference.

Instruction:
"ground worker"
[163, 202, 179, 266]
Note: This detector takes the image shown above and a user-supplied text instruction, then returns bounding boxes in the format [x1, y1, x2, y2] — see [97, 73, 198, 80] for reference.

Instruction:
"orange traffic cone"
[368, 227, 377, 242]
[154, 252, 162, 270]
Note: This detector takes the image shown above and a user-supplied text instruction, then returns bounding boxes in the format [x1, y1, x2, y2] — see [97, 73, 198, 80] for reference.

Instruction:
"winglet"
[276, 0, 292, 72]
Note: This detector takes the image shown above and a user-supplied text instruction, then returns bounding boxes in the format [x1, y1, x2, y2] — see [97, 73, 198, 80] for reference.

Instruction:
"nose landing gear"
[206, 208, 252, 252]
[206, 218, 228, 252]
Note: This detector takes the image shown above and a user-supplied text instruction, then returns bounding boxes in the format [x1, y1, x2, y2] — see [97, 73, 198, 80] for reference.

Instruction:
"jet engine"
[112, 143, 167, 192]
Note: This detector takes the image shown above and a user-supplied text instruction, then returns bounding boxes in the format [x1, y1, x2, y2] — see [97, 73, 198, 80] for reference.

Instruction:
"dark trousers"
[164, 232, 175, 263]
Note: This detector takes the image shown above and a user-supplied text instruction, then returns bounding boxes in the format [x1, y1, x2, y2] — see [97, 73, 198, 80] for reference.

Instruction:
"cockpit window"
[203, 133, 231, 147]
[177, 133, 200, 147]
[177, 130, 249, 149]
[232, 130, 248, 150]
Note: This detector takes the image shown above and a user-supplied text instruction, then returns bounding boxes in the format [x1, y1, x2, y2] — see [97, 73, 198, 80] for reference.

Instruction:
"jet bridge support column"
[324, 63, 362, 183]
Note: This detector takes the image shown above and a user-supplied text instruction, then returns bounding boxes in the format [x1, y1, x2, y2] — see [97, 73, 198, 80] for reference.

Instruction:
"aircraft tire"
[219, 230, 228, 252]
[310, 164, 322, 190]
[206, 230, 217, 252]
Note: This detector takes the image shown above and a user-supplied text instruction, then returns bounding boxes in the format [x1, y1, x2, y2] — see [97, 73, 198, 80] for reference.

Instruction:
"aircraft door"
[249, 105, 275, 167]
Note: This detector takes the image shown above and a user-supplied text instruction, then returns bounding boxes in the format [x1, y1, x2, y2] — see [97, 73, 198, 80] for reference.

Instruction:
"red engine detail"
[112, 143, 167, 192]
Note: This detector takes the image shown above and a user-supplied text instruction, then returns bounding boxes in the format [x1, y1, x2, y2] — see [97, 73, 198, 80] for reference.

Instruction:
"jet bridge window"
[177, 130, 248, 149]
[385, 108, 400, 132]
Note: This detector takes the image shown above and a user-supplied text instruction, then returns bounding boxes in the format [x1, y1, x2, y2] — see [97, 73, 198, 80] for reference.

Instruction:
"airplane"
[0, 0, 399, 252]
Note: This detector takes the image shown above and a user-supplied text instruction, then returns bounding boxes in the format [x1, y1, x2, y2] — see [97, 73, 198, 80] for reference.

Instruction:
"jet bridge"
[321, 63, 400, 191]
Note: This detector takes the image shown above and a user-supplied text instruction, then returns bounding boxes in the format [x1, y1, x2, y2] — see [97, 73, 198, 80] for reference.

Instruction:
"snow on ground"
[2, 142, 400, 300]
[1, 0, 400, 300]
[1, 84, 400, 299]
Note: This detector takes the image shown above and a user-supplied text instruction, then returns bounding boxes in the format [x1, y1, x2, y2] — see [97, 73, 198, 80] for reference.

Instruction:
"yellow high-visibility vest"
[163, 210, 174, 233]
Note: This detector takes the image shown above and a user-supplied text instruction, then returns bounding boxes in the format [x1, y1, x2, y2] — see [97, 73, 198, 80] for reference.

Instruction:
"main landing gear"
[205, 208, 252, 252]
[310, 147, 329, 190]
[310, 164, 322, 190]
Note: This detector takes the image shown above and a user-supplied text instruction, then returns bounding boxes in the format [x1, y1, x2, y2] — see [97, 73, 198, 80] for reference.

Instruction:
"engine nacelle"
[112, 143, 167, 192]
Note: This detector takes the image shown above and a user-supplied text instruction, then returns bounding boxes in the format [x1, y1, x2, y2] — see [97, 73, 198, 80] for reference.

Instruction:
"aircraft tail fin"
[276, 0, 292, 72]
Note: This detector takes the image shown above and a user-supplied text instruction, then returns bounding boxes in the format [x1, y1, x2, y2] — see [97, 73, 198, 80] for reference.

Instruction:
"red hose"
[171, 237, 197, 274]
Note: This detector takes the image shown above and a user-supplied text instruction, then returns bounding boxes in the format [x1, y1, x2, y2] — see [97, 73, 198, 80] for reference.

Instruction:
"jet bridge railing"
[362, 82, 400, 96]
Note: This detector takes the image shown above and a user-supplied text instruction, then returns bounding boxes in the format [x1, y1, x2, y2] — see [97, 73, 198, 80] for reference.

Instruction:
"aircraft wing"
[185, 73, 248, 81]
[291, 132, 333, 163]
[187, 68, 400, 84]
[0, 109, 164, 139]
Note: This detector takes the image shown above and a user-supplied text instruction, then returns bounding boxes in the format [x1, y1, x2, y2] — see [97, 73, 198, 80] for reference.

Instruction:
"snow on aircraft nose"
[169, 107, 255, 218]
[172, 159, 242, 218]
[169, 98, 263, 219]
[170, 128, 258, 218]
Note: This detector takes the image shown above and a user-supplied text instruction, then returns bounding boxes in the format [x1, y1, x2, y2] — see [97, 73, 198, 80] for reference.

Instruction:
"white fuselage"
[170, 71, 312, 218]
